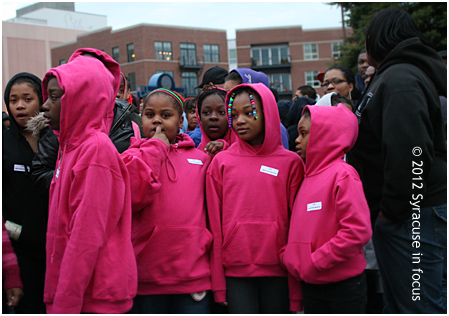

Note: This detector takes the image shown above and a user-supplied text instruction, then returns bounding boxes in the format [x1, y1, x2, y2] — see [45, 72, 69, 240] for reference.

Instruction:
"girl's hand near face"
[151, 125, 170, 147]
[205, 141, 224, 156]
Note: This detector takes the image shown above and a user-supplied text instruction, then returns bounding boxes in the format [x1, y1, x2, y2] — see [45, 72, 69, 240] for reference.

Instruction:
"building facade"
[2, 2, 107, 112]
[50, 24, 229, 98]
[235, 25, 350, 100]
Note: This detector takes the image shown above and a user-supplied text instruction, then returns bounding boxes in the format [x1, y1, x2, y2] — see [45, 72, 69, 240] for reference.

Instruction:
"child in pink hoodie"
[196, 86, 237, 156]
[280, 104, 372, 313]
[121, 88, 213, 313]
[206, 83, 304, 313]
[41, 48, 137, 314]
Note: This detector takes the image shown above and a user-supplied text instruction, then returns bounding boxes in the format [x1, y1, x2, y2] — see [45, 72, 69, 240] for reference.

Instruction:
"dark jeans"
[14, 254, 46, 314]
[225, 276, 290, 314]
[373, 204, 447, 313]
[129, 292, 212, 314]
[301, 272, 367, 314]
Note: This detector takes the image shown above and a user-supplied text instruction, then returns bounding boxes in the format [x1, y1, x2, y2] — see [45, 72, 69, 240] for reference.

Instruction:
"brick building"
[50, 24, 228, 97]
[235, 25, 350, 100]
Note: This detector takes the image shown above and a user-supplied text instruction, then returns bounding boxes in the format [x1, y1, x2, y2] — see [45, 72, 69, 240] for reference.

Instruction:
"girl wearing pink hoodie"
[121, 88, 213, 313]
[196, 86, 237, 156]
[41, 48, 137, 314]
[206, 83, 304, 313]
[280, 104, 372, 313]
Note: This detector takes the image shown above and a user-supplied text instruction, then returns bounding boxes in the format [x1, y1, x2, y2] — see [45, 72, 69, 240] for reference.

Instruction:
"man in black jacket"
[348, 8, 447, 314]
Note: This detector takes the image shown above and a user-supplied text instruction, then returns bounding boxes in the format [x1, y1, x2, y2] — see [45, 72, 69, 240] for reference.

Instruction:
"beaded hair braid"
[227, 92, 258, 127]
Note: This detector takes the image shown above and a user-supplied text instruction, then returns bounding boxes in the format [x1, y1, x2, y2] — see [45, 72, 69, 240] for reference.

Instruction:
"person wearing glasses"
[321, 65, 361, 105]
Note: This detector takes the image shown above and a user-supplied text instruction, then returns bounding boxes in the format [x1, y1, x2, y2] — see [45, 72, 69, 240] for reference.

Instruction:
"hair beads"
[249, 94, 258, 120]
[228, 92, 235, 127]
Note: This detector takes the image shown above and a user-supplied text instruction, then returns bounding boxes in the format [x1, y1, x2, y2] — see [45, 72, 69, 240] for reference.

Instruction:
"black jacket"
[3, 113, 49, 260]
[109, 99, 137, 153]
[348, 37, 447, 223]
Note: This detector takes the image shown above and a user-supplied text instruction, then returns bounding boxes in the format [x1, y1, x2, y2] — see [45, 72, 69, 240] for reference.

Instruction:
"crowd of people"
[2, 8, 446, 314]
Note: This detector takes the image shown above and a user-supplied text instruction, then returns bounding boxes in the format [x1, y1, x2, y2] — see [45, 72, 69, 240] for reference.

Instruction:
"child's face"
[231, 92, 265, 146]
[8, 83, 41, 130]
[116, 77, 128, 100]
[295, 115, 311, 161]
[200, 94, 228, 140]
[186, 105, 198, 131]
[142, 94, 183, 144]
[42, 77, 64, 130]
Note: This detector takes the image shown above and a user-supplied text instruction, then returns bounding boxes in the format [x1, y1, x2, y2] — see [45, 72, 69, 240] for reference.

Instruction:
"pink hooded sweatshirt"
[196, 88, 238, 152]
[42, 48, 137, 314]
[121, 133, 212, 295]
[206, 83, 305, 303]
[280, 104, 372, 311]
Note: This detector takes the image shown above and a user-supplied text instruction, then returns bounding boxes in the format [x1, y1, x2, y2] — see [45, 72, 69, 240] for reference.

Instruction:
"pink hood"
[42, 49, 136, 314]
[42, 48, 120, 150]
[304, 103, 358, 175]
[206, 83, 305, 303]
[121, 132, 213, 296]
[225, 83, 283, 155]
[280, 104, 371, 311]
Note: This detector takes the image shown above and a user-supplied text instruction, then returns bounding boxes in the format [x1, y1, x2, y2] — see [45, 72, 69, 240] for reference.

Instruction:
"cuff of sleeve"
[290, 299, 303, 312]
[213, 290, 226, 303]
[3, 266, 23, 290]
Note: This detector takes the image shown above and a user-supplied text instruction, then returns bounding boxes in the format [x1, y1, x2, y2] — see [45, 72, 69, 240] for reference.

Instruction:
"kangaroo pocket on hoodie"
[137, 226, 212, 283]
[282, 241, 330, 284]
[222, 221, 283, 266]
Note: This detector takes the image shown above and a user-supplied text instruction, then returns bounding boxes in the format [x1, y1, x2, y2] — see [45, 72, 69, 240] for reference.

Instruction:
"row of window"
[111, 42, 220, 64]
[251, 42, 343, 67]
[111, 41, 341, 66]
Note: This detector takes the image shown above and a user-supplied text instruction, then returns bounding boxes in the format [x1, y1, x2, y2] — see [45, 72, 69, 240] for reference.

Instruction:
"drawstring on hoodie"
[51, 143, 67, 264]
[165, 144, 178, 182]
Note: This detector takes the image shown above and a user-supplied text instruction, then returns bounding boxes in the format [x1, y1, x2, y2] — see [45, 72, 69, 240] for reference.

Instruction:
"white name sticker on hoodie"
[307, 202, 322, 212]
[187, 159, 203, 165]
[260, 165, 279, 176]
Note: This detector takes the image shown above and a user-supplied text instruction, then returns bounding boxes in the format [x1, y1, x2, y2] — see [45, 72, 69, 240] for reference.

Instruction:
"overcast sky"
[2, 1, 344, 39]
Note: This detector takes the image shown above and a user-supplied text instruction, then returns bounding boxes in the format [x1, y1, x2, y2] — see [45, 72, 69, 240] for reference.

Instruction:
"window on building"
[127, 43, 135, 62]
[112, 46, 120, 63]
[332, 42, 343, 59]
[156, 70, 174, 78]
[180, 43, 197, 66]
[155, 41, 172, 61]
[305, 71, 321, 88]
[304, 43, 318, 60]
[204, 44, 220, 63]
[251, 45, 290, 66]
[59, 59, 66, 65]
[182, 72, 198, 96]
[268, 74, 292, 93]
[229, 49, 237, 66]
[128, 72, 136, 91]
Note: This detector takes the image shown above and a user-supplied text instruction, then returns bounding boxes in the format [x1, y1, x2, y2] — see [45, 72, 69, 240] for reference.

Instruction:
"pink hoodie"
[42, 48, 137, 314]
[206, 83, 305, 303]
[121, 133, 212, 295]
[280, 104, 372, 311]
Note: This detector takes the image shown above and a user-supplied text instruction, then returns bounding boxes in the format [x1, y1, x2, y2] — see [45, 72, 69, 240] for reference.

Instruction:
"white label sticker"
[56, 167, 60, 178]
[187, 159, 203, 165]
[307, 202, 322, 212]
[13, 164, 27, 172]
[260, 165, 279, 177]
